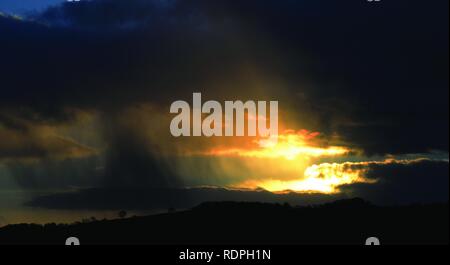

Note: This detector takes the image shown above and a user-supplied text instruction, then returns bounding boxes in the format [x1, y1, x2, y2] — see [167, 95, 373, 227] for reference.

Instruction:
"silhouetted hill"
[315, 197, 375, 209]
[0, 199, 448, 245]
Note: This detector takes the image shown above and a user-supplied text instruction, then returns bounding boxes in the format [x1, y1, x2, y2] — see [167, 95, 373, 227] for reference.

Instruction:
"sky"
[0, 0, 448, 225]
[0, 0, 65, 15]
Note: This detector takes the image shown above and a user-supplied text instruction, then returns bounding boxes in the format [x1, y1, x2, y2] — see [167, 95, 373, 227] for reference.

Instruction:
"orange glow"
[203, 130, 349, 160]
[235, 161, 376, 194]
[189, 129, 377, 194]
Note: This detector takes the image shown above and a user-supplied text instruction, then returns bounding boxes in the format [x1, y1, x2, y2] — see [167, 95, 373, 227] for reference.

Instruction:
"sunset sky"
[0, 0, 448, 226]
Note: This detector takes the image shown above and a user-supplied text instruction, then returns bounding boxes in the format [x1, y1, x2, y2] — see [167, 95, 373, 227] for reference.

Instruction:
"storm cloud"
[338, 158, 449, 205]
[26, 158, 449, 210]
[0, 0, 448, 209]
[1, 0, 448, 156]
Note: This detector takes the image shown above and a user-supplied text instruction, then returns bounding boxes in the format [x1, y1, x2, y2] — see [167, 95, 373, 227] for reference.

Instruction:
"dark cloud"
[339, 159, 449, 205]
[24, 158, 450, 210]
[0, 0, 448, 209]
[0, 0, 447, 156]
[37, 0, 175, 29]
[0, 126, 96, 161]
[1, 0, 301, 193]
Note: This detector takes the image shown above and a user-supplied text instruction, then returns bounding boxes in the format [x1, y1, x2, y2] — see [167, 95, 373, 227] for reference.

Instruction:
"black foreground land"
[0, 199, 448, 245]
